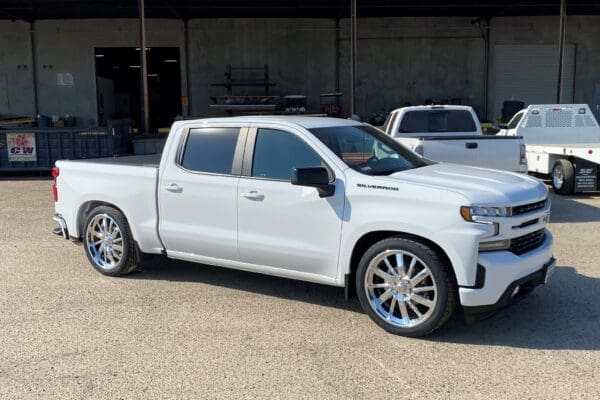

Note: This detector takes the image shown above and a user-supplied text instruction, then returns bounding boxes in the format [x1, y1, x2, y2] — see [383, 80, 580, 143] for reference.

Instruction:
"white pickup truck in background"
[498, 104, 600, 195]
[52, 116, 554, 337]
[383, 105, 527, 173]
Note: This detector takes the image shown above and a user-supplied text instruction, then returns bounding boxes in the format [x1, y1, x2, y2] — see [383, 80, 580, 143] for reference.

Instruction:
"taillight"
[52, 167, 59, 202]
[519, 144, 527, 165]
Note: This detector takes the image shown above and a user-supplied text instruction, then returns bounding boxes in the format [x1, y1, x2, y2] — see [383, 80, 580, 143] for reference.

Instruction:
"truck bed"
[395, 135, 526, 173]
[54, 155, 163, 254]
[66, 154, 161, 167]
[527, 143, 600, 165]
[416, 135, 523, 141]
[528, 143, 600, 149]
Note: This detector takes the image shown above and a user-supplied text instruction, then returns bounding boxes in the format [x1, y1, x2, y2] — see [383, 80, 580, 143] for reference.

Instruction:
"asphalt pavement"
[0, 178, 599, 399]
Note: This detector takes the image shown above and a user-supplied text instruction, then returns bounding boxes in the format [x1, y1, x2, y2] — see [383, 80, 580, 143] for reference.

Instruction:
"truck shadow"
[429, 265, 600, 350]
[548, 194, 600, 223]
[133, 257, 364, 313]
[132, 260, 599, 350]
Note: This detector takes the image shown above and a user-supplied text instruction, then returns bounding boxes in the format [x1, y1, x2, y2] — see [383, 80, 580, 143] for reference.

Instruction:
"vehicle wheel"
[356, 237, 456, 337]
[552, 159, 575, 195]
[83, 206, 139, 276]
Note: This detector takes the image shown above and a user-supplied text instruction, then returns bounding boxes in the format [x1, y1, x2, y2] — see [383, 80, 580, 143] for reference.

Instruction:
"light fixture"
[460, 206, 511, 221]
[478, 239, 511, 252]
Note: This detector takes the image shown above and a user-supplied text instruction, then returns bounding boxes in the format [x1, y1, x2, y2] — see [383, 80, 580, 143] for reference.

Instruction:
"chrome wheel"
[552, 165, 564, 189]
[364, 249, 438, 328]
[85, 214, 124, 270]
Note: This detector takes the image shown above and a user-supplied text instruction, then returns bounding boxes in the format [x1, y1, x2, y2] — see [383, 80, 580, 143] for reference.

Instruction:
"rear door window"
[180, 127, 240, 175]
[399, 110, 477, 133]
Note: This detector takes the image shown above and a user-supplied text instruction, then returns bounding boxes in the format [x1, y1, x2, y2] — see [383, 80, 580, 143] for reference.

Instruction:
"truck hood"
[386, 163, 547, 205]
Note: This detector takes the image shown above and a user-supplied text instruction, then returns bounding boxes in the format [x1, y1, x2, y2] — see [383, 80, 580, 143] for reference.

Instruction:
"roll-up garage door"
[491, 44, 575, 121]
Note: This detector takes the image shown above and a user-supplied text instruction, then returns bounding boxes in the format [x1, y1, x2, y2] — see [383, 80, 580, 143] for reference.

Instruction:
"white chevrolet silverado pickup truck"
[383, 105, 528, 173]
[52, 116, 554, 337]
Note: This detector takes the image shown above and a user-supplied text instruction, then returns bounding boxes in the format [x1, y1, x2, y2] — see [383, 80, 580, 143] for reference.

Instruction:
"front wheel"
[356, 237, 456, 337]
[83, 206, 139, 276]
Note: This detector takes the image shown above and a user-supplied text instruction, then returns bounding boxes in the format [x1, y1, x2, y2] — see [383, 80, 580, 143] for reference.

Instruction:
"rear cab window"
[399, 110, 477, 134]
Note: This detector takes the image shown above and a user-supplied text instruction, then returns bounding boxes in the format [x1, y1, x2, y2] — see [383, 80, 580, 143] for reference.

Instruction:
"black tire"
[552, 159, 575, 195]
[82, 205, 139, 276]
[356, 237, 456, 337]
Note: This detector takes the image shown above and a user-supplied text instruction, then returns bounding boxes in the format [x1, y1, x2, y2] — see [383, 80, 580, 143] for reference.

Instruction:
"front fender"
[338, 177, 490, 287]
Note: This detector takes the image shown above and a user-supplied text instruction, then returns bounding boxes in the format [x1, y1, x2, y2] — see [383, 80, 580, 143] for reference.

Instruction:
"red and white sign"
[7, 133, 37, 162]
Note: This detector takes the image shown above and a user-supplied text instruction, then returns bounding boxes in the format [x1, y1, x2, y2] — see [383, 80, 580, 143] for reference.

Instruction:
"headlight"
[460, 205, 510, 221]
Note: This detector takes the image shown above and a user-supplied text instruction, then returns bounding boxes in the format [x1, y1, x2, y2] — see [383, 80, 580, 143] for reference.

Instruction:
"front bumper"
[463, 257, 555, 323]
[459, 228, 554, 308]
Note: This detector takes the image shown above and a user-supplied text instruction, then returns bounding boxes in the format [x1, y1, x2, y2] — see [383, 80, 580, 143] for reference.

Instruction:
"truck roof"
[391, 105, 474, 113]
[525, 103, 591, 109]
[175, 116, 363, 130]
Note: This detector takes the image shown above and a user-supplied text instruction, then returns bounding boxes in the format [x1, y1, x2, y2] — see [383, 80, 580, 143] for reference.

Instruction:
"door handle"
[164, 183, 183, 193]
[241, 191, 264, 200]
[465, 142, 478, 149]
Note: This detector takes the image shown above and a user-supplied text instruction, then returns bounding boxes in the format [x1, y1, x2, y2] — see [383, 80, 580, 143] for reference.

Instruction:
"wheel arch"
[76, 200, 129, 240]
[345, 230, 456, 300]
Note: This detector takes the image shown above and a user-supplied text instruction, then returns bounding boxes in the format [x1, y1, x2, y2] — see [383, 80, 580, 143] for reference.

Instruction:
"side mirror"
[291, 167, 335, 198]
[498, 123, 509, 130]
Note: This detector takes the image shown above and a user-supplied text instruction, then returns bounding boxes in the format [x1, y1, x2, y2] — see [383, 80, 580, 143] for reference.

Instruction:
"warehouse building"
[1, 0, 599, 132]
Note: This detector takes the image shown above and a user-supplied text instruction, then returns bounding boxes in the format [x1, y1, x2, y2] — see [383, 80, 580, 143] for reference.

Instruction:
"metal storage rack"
[209, 64, 278, 115]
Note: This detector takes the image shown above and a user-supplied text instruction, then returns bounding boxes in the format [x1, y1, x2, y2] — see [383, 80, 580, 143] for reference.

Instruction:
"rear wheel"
[356, 237, 456, 337]
[83, 206, 139, 276]
[552, 159, 575, 195]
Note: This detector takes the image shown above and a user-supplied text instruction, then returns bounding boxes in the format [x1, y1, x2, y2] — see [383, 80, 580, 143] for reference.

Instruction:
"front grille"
[513, 218, 539, 229]
[512, 199, 546, 216]
[510, 229, 546, 255]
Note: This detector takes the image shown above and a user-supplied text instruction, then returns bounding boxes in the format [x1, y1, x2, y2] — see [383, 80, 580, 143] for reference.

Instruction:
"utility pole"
[29, 21, 39, 116]
[350, 0, 357, 117]
[138, 0, 150, 133]
[556, 0, 567, 103]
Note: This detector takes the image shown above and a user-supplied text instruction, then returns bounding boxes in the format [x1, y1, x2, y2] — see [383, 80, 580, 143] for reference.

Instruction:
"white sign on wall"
[56, 72, 74, 87]
[6, 133, 37, 162]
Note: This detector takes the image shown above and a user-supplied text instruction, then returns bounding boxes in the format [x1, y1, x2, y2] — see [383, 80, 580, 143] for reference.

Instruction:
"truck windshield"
[399, 110, 477, 133]
[309, 125, 430, 176]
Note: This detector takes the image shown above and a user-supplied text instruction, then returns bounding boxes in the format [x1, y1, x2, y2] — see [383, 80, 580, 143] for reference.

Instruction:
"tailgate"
[420, 136, 523, 172]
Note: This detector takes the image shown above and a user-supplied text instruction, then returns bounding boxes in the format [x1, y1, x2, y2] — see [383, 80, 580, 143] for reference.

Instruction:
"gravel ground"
[0, 178, 599, 399]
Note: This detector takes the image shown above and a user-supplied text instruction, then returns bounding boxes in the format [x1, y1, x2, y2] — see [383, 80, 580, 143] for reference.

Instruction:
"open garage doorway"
[94, 47, 182, 132]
